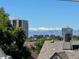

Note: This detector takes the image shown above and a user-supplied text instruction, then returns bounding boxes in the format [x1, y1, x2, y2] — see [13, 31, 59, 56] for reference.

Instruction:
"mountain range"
[29, 30, 79, 37]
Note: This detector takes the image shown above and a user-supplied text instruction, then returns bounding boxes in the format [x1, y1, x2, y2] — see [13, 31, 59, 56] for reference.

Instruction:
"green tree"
[35, 39, 45, 54]
[0, 7, 12, 49]
[0, 7, 31, 59]
[12, 27, 31, 59]
[13, 27, 26, 48]
[0, 7, 10, 29]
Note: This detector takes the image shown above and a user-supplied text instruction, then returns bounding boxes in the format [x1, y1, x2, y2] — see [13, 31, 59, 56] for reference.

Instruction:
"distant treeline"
[29, 35, 79, 41]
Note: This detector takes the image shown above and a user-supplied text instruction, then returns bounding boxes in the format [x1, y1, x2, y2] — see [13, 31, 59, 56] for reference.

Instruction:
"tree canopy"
[0, 7, 31, 59]
[0, 7, 10, 29]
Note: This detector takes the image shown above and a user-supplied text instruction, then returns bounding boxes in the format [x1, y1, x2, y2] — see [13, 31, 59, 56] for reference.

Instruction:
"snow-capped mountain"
[29, 27, 79, 37]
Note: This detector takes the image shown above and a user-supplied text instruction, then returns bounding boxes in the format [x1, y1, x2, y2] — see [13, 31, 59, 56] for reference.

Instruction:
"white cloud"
[29, 27, 61, 31]
[29, 28, 38, 31]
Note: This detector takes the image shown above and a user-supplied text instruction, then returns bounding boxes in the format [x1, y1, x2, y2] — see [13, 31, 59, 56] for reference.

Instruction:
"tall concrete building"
[62, 28, 73, 50]
[10, 19, 28, 37]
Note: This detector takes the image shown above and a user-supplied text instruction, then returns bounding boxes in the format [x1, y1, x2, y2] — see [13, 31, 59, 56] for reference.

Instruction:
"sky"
[0, 0, 79, 30]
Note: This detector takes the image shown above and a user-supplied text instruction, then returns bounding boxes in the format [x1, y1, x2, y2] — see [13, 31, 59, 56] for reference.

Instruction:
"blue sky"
[0, 0, 79, 30]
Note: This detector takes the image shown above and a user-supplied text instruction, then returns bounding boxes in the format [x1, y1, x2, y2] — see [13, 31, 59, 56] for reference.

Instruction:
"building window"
[19, 20, 22, 27]
[65, 34, 71, 42]
[13, 20, 17, 27]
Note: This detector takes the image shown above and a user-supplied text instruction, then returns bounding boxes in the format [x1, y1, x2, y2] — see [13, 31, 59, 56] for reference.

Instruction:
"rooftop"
[37, 40, 79, 59]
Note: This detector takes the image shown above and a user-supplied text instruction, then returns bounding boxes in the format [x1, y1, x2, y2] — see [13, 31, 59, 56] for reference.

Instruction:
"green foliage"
[31, 35, 63, 41]
[0, 7, 9, 28]
[7, 27, 31, 59]
[0, 7, 31, 59]
[13, 27, 26, 48]
[34, 39, 45, 54]
[73, 35, 79, 40]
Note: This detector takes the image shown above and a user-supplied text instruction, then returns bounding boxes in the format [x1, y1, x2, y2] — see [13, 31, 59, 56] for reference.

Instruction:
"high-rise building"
[62, 27, 73, 50]
[10, 19, 28, 37]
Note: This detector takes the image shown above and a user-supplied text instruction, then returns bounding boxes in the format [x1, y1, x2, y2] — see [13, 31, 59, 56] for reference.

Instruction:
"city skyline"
[0, 0, 79, 30]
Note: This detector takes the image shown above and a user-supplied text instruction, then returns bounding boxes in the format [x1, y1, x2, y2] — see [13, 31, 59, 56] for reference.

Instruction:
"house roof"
[0, 48, 6, 57]
[37, 40, 79, 59]
[50, 52, 69, 59]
